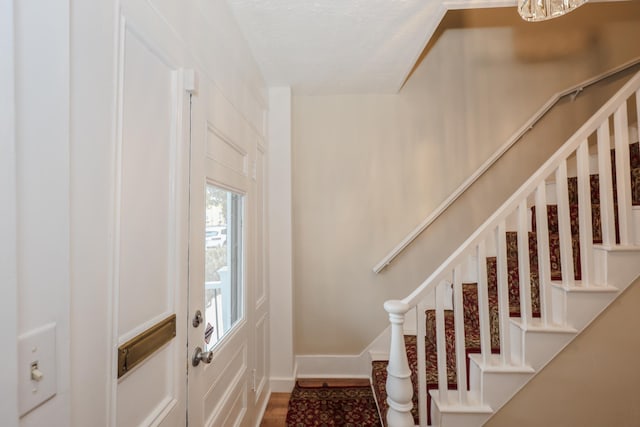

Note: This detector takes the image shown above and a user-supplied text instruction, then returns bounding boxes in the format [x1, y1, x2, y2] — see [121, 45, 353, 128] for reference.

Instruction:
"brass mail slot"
[118, 314, 176, 378]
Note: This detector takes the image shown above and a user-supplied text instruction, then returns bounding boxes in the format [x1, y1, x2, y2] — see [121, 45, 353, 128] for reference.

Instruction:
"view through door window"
[204, 184, 243, 350]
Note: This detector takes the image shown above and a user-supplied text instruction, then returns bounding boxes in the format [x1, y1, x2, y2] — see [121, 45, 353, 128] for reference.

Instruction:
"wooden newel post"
[384, 300, 414, 427]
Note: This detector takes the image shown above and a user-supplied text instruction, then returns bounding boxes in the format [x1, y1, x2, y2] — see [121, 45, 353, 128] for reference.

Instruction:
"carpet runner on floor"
[285, 381, 383, 426]
[371, 142, 640, 426]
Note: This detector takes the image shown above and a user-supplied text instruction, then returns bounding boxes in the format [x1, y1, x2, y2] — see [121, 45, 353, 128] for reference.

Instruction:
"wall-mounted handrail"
[373, 56, 640, 274]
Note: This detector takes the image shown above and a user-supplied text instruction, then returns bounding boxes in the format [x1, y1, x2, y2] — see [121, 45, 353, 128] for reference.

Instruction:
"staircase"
[372, 70, 640, 427]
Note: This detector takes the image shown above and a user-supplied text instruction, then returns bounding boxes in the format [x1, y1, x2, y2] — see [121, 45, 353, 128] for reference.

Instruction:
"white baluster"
[517, 200, 533, 328]
[614, 104, 633, 245]
[384, 300, 414, 427]
[556, 161, 575, 289]
[597, 121, 616, 247]
[477, 241, 491, 366]
[496, 221, 511, 365]
[435, 281, 449, 407]
[417, 302, 427, 427]
[534, 181, 552, 327]
[452, 265, 468, 405]
[576, 139, 594, 286]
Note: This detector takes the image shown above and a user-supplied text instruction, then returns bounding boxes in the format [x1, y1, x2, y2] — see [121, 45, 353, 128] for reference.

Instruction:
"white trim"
[252, 386, 272, 427]
[107, 11, 125, 426]
[0, 0, 17, 424]
[294, 326, 396, 378]
[269, 377, 296, 393]
[374, 57, 640, 274]
[295, 354, 372, 379]
[269, 360, 297, 392]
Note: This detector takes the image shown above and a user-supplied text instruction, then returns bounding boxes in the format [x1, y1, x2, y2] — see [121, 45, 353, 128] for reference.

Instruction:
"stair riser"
[550, 286, 617, 330]
[509, 325, 574, 370]
[594, 247, 640, 290]
[468, 364, 533, 409]
[430, 407, 491, 427]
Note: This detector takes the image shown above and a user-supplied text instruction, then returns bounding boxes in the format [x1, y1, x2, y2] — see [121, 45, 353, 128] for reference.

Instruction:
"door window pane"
[204, 184, 243, 350]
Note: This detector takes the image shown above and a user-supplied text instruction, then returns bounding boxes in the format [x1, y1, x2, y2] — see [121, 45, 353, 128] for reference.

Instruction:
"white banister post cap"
[384, 300, 410, 314]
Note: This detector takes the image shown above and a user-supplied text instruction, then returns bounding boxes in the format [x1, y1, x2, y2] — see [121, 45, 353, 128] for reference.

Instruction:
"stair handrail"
[373, 56, 640, 274]
[383, 67, 640, 426]
[402, 67, 640, 307]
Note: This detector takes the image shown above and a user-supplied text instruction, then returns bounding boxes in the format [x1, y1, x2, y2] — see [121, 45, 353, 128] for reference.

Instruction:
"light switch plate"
[18, 323, 57, 416]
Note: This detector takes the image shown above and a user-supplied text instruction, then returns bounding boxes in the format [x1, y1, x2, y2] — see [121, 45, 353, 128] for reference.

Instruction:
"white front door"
[187, 76, 268, 426]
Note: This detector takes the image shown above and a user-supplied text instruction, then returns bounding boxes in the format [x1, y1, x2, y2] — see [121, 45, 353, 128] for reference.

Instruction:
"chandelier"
[518, 0, 587, 21]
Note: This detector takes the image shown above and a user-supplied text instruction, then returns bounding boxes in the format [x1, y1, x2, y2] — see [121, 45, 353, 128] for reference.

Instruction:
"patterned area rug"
[285, 381, 382, 426]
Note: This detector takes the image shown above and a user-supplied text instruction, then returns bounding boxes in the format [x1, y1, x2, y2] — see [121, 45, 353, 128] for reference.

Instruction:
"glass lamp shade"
[518, 0, 587, 21]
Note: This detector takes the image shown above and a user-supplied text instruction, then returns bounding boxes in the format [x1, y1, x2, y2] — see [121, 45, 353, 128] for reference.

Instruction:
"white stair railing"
[385, 69, 640, 426]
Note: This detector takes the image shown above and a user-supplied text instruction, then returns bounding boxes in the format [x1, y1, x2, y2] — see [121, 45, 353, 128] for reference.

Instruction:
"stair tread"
[549, 282, 618, 292]
[593, 244, 640, 252]
[509, 318, 577, 333]
[428, 390, 493, 413]
[467, 353, 535, 373]
[369, 350, 389, 362]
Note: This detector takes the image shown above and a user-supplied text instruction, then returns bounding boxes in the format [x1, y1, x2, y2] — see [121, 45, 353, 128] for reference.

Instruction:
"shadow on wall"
[404, 3, 640, 86]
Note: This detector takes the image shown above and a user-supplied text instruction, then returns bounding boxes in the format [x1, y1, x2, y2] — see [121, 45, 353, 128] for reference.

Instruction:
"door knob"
[192, 346, 213, 367]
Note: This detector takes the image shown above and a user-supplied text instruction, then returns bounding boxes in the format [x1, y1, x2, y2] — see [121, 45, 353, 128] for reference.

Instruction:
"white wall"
[14, 0, 71, 425]
[0, 0, 18, 424]
[291, 2, 640, 357]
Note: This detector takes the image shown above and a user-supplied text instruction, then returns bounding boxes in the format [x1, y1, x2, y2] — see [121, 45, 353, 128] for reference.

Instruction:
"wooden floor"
[260, 392, 290, 426]
[258, 379, 372, 426]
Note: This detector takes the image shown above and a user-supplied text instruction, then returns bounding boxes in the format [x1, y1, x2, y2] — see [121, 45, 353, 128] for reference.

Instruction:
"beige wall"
[486, 277, 640, 426]
[292, 3, 640, 355]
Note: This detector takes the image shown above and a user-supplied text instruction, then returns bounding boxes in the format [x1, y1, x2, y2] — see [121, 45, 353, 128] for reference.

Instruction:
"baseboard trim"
[292, 327, 396, 378]
[253, 386, 272, 427]
[295, 353, 370, 378]
[269, 362, 298, 392]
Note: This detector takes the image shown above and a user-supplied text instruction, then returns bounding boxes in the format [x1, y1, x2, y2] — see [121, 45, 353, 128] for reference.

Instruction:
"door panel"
[116, 345, 176, 426]
[201, 337, 248, 421]
[111, 12, 189, 427]
[118, 28, 173, 333]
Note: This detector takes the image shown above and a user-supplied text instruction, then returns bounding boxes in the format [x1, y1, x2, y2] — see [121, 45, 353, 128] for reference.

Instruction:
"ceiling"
[225, 0, 456, 94]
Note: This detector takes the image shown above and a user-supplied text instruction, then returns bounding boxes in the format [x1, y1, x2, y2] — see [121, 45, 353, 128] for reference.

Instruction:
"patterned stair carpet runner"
[285, 381, 383, 426]
[371, 142, 640, 426]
